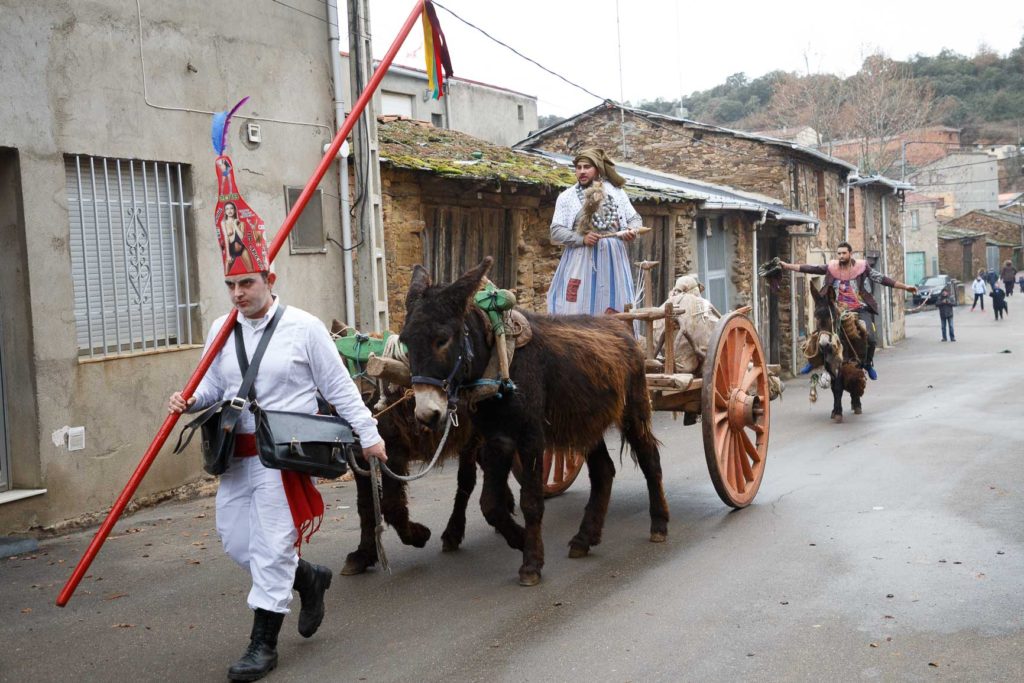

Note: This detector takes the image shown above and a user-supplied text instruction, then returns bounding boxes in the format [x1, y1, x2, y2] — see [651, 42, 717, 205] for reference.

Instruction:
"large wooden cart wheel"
[512, 449, 586, 498]
[701, 309, 770, 508]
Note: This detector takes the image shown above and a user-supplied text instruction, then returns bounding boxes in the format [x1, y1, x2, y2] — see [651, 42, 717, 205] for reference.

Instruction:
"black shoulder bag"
[242, 322, 357, 481]
[173, 306, 285, 475]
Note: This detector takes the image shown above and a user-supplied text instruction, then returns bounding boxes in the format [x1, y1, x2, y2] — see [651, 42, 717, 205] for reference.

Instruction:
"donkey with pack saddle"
[804, 280, 868, 423]
[400, 257, 669, 587]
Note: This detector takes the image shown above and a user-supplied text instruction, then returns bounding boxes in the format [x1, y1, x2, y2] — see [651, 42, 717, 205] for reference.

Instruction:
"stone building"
[828, 126, 962, 175]
[376, 118, 816, 347]
[939, 209, 1024, 280]
[514, 101, 862, 371]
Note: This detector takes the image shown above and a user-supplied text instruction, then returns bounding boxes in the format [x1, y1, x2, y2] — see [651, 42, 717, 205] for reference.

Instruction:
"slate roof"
[514, 101, 858, 173]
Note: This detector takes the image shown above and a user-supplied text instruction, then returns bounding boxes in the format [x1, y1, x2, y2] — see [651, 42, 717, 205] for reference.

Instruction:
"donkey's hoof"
[401, 523, 431, 548]
[518, 569, 542, 587]
[568, 543, 589, 559]
[440, 532, 462, 552]
[650, 531, 667, 543]
[853, 405, 862, 415]
[340, 555, 373, 576]
[831, 413, 843, 423]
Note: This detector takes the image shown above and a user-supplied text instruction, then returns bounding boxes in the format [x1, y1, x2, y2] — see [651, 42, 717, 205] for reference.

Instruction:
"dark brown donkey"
[809, 280, 867, 423]
[401, 257, 669, 586]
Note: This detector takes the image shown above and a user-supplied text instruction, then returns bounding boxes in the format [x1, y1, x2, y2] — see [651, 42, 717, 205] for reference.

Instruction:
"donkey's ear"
[446, 257, 493, 307]
[809, 279, 821, 300]
[406, 265, 432, 311]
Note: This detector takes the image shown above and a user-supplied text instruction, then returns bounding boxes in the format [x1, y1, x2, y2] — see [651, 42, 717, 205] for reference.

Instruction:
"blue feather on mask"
[211, 96, 250, 155]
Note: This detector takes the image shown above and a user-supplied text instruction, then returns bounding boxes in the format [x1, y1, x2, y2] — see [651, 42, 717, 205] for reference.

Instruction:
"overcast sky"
[337, 0, 1023, 118]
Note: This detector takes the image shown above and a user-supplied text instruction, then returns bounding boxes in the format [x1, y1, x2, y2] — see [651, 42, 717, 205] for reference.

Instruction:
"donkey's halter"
[410, 324, 474, 412]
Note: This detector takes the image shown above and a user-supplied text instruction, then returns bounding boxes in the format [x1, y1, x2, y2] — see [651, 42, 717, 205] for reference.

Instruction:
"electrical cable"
[431, 1, 609, 103]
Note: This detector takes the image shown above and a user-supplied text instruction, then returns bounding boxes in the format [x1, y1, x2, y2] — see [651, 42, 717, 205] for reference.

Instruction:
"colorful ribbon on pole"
[421, 0, 453, 99]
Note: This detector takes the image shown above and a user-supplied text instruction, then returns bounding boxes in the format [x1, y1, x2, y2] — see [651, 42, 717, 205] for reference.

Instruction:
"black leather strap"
[233, 305, 286, 407]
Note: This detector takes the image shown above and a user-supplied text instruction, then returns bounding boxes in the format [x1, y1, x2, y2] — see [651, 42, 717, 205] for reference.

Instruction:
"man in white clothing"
[169, 152, 386, 681]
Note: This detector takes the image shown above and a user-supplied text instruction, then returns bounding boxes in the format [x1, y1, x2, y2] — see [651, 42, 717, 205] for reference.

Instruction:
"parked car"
[913, 274, 957, 306]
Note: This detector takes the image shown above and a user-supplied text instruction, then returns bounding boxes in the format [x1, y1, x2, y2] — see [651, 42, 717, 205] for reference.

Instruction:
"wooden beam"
[365, 354, 411, 386]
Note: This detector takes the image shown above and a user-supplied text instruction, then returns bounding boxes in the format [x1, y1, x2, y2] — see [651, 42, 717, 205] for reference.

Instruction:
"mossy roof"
[376, 117, 688, 204]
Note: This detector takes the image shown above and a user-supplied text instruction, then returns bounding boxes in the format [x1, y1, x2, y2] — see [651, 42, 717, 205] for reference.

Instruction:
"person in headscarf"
[547, 148, 642, 316]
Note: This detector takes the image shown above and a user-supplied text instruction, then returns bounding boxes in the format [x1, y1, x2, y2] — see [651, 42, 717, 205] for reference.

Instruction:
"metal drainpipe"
[327, 0, 356, 327]
[443, 81, 452, 129]
[752, 210, 767, 334]
[844, 179, 851, 243]
[790, 270, 799, 375]
[880, 190, 892, 347]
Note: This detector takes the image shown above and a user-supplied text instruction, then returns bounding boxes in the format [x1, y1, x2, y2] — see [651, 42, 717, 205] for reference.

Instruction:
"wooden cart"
[517, 265, 776, 509]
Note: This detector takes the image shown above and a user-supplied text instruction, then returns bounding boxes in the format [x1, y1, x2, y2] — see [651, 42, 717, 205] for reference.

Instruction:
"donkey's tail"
[619, 357, 661, 465]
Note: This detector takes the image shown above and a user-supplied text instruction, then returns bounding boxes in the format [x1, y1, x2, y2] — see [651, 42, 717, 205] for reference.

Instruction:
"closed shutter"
[66, 156, 198, 358]
[423, 206, 516, 288]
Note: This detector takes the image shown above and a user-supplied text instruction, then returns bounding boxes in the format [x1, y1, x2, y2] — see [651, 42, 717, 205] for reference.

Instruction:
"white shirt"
[191, 298, 382, 448]
[972, 278, 987, 294]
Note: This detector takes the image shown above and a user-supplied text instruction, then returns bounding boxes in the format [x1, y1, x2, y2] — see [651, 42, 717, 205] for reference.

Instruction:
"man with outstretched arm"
[778, 241, 917, 380]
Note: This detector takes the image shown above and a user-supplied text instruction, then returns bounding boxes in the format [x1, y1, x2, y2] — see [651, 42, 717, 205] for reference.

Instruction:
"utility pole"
[347, 0, 389, 333]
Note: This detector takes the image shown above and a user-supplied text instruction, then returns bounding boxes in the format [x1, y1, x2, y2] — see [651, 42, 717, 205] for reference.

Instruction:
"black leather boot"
[228, 608, 284, 681]
[293, 559, 332, 638]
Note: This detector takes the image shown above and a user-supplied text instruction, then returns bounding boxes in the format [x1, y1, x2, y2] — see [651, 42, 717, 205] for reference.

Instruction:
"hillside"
[626, 36, 1024, 146]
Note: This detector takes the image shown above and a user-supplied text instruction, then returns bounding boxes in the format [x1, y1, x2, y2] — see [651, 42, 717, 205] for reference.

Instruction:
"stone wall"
[939, 237, 985, 284]
[944, 212, 1023, 247]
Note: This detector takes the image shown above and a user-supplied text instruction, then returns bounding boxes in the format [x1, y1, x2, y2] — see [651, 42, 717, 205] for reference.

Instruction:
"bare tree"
[767, 69, 846, 152]
[841, 53, 933, 175]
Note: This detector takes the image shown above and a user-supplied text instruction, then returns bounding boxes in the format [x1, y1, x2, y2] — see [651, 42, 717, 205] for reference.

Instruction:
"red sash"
[234, 435, 324, 553]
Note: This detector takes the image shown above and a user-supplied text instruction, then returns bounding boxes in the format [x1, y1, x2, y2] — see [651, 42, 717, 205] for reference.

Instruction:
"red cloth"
[233, 433, 324, 552]
[280, 471, 324, 553]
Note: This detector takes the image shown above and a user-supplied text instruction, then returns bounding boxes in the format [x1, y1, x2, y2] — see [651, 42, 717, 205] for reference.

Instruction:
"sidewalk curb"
[0, 537, 39, 557]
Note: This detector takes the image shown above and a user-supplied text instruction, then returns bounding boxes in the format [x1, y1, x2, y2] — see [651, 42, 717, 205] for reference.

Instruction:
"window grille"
[66, 155, 199, 358]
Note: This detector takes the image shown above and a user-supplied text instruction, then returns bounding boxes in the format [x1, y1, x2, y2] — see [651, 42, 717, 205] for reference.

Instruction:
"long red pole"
[56, 0, 426, 608]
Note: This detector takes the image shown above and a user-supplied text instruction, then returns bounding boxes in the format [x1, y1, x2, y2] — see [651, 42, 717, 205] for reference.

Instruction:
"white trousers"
[216, 456, 298, 614]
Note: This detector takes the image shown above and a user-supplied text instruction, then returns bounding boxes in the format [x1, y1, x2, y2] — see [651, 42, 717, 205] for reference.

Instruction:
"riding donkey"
[806, 280, 868, 423]
[401, 257, 669, 587]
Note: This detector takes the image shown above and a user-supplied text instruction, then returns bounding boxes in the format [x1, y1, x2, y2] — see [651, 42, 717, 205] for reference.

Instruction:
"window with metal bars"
[65, 155, 200, 359]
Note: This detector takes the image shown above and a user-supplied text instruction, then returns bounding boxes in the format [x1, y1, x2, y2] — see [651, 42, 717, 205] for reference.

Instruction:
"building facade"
[908, 152, 999, 219]
[903, 193, 944, 282]
[340, 57, 539, 146]
[0, 1, 539, 533]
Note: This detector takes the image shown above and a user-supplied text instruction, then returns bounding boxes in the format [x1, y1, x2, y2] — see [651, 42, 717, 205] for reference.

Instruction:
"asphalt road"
[1, 304, 1021, 682]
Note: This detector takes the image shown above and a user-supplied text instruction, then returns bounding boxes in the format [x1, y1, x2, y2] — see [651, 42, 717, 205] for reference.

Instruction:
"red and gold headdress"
[211, 97, 269, 276]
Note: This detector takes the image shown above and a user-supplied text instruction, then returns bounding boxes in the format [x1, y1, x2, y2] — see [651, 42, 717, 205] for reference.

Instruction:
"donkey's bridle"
[410, 324, 474, 411]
